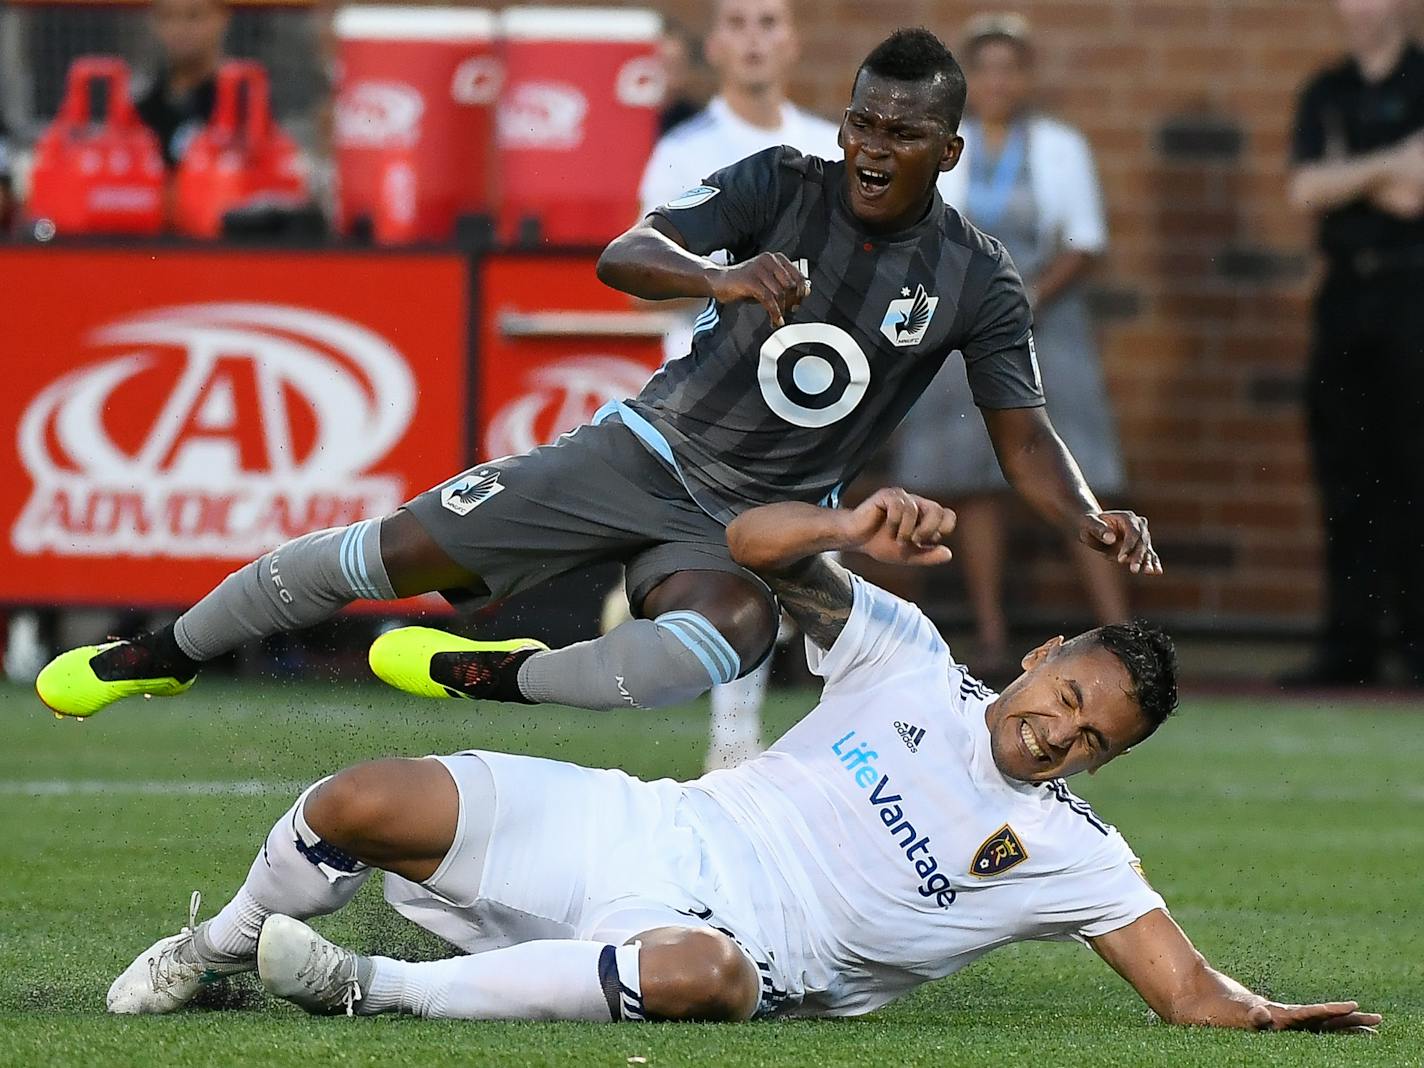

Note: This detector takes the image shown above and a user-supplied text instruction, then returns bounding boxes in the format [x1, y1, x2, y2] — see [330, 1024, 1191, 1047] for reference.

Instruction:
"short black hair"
[855, 28, 968, 131]
[1085, 621, 1179, 739]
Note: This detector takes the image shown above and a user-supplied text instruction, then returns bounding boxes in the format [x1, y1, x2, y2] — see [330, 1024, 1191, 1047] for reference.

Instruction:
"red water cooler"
[26, 57, 165, 236]
[495, 6, 662, 246]
[333, 6, 499, 243]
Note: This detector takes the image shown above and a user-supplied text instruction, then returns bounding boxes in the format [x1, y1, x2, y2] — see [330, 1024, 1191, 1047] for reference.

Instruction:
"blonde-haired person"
[892, 13, 1127, 673]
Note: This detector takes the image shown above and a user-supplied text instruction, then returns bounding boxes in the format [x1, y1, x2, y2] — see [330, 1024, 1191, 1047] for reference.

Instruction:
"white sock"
[708, 658, 770, 760]
[197, 781, 371, 962]
[362, 940, 644, 1021]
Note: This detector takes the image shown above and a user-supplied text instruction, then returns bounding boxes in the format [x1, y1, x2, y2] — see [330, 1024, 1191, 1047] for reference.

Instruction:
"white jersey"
[637, 96, 842, 362]
[689, 577, 1165, 1017]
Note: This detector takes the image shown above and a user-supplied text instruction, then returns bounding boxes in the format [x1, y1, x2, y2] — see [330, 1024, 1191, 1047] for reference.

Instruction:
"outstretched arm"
[727, 488, 956, 648]
[981, 405, 1162, 576]
[1090, 909, 1380, 1034]
[596, 216, 810, 327]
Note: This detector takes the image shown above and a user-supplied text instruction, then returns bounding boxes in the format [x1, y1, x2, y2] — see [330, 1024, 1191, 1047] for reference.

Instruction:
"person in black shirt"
[1288, 0, 1424, 687]
[135, 0, 228, 168]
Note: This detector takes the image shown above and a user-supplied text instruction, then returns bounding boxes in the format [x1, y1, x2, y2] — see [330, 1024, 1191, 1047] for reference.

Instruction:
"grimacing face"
[705, 0, 798, 96]
[983, 637, 1151, 782]
[839, 73, 960, 232]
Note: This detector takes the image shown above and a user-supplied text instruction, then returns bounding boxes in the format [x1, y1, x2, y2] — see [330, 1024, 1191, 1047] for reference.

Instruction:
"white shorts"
[381, 750, 800, 1016]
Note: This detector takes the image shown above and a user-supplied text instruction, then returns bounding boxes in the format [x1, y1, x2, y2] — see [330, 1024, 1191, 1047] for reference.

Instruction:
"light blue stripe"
[657, 618, 734, 686]
[604, 400, 678, 471]
[657, 618, 725, 685]
[338, 525, 364, 597]
[691, 305, 719, 338]
[343, 522, 377, 599]
[660, 611, 741, 680]
[658, 611, 739, 683]
[660, 615, 734, 682]
[351, 519, 377, 599]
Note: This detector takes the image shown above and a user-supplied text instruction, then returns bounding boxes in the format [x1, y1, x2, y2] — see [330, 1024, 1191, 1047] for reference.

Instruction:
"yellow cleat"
[368, 626, 548, 700]
[36, 642, 195, 719]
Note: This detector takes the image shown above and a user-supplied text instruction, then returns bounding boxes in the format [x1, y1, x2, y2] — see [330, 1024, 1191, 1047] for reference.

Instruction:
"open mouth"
[855, 166, 893, 200]
[1019, 720, 1049, 763]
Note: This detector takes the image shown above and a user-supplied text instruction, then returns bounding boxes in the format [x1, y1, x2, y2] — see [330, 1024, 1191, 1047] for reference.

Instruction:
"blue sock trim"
[340, 519, 388, 600]
[655, 611, 740, 686]
[660, 612, 741, 681]
[339, 523, 371, 598]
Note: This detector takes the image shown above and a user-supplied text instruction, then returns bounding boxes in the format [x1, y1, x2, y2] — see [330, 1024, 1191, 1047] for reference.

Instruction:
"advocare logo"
[484, 354, 652, 459]
[13, 303, 416, 558]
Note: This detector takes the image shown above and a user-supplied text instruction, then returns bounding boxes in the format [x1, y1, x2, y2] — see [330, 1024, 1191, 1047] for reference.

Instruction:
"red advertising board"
[477, 254, 666, 461]
[0, 247, 468, 608]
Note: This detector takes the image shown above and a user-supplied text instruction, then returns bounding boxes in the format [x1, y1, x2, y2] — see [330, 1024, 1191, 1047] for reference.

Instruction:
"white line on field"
[0, 779, 304, 797]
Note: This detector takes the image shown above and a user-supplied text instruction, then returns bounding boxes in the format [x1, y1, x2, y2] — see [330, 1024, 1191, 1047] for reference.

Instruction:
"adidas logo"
[895, 720, 926, 753]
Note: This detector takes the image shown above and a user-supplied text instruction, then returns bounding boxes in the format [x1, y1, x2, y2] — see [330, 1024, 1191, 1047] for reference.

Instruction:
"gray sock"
[173, 519, 395, 662]
[517, 611, 742, 710]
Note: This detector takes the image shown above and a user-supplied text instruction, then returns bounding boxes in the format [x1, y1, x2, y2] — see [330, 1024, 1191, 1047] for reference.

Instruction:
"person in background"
[0, 117, 13, 231]
[891, 12, 1126, 677]
[135, 0, 229, 168]
[657, 18, 704, 135]
[629, 0, 841, 771]
[1287, 0, 1424, 688]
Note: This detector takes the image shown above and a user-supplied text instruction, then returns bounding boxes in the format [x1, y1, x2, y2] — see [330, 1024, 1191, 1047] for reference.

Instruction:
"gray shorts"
[403, 419, 774, 616]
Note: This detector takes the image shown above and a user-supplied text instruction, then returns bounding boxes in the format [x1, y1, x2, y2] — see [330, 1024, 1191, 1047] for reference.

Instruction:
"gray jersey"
[625, 146, 1044, 523]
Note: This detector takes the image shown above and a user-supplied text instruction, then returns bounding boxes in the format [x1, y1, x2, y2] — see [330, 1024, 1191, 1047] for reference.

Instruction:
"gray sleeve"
[960, 248, 1045, 410]
[647, 145, 784, 258]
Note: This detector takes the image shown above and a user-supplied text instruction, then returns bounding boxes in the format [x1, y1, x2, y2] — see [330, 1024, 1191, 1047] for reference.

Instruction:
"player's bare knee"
[645, 572, 777, 670]
[636, 928, 759, 1022]
[379, 509, 482, 598]
[304, 763, 386, 851]
[304, 759, 439, 856]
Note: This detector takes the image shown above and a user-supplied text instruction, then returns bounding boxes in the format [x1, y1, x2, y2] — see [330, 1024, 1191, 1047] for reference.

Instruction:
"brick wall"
[652, 0, 1382, 633]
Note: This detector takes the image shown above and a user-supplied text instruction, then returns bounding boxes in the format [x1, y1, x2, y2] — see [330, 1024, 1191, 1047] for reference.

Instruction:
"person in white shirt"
[633, 0, 841, 773]
[107, 488, 1379, 1036]
[896, 12, 1127, 676]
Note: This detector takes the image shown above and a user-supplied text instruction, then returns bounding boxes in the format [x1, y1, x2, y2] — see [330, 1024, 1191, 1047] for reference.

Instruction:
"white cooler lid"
[500, 7, 661, 43]
[336, 7, 497, 41]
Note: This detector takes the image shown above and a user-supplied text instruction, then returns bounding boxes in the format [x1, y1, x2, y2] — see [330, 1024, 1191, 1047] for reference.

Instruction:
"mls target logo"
[880, 284, 938, 348]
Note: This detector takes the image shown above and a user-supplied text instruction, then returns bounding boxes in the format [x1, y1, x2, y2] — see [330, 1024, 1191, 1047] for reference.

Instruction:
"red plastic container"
[27, 56, 165, 236]
[172, 61, 307, 238]
[495, 6, 662, 245]
[333, 6, 499, 243]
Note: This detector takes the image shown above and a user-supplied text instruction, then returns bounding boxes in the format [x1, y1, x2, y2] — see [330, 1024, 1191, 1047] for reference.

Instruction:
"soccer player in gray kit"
[39, 28, 1159, 723]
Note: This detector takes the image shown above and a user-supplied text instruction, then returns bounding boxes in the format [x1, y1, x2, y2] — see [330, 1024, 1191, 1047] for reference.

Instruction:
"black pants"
[1306, 267, 1424, 680]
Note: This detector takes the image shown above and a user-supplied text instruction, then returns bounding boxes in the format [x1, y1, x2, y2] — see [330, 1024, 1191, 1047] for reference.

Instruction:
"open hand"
[1079, 510, 1161, 575]
[1246, 999, 1381, 1035]
[841, 487, 956, 567]
[707, 252, 809, 327]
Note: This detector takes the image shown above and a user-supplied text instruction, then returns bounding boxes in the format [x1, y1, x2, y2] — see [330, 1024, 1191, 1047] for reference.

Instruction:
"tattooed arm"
[726, 489, 958, 649]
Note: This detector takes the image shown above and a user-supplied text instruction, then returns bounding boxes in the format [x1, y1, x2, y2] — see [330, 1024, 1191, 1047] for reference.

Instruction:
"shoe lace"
[296, 938, 363, 1016]
[148, 891, 203, 990]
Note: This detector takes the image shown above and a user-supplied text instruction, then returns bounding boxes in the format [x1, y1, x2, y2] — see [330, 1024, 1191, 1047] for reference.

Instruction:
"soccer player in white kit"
[107, 489, 1379, 1034]
[635, 0, 841, 770]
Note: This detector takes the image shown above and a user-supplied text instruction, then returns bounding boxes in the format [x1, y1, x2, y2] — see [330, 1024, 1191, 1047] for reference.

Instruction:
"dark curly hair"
[855, 28, 968, 131]
[1086, 620, 1179, 739]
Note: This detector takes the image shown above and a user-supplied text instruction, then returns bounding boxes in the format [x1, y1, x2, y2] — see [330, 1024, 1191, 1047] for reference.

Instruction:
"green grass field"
[1, 678, 1420, 1066]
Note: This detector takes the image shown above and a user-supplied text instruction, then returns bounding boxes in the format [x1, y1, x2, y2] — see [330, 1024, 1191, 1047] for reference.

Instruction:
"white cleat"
[257, 914, 369, 1016]
[107, 892, 250, 1014]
